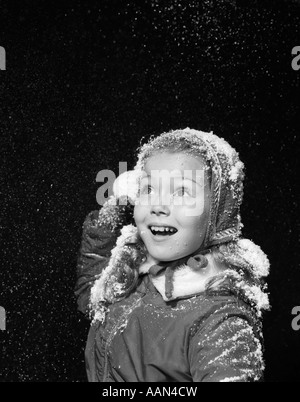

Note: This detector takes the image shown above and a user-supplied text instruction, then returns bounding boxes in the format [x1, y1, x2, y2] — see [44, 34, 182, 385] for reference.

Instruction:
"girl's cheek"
[133, 204, 147, 224]
[176, 200, 205, 220]
[187, 202, 205, 217]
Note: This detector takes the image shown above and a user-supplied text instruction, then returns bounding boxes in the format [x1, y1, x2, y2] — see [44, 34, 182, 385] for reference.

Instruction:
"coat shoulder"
[188, 293, 261, 337]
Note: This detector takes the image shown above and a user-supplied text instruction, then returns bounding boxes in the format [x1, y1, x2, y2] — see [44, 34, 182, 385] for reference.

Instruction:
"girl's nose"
[150, 198, 171, 216]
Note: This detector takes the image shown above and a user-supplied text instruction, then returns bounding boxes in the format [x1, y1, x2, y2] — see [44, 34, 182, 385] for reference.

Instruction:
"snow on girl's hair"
[89, 128, 270, 323]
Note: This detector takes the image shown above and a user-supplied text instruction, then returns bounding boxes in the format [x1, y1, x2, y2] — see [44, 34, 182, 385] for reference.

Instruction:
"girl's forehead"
[144, 152, 206, 173]
[142, 152, 210, 188]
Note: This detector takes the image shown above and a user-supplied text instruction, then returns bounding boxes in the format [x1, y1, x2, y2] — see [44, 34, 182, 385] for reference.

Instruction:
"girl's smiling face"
[134, 152, 211, 263]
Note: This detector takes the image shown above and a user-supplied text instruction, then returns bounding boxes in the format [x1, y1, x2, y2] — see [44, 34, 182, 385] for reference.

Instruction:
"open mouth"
[148, 225, 178, 236]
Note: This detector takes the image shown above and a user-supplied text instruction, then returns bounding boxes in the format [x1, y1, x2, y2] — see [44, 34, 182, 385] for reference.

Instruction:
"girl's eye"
[140, 185, 153, 195]
[174, 186, 191, 197]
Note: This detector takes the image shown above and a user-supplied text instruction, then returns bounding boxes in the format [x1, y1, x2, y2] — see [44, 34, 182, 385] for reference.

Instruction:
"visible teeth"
[150, 226, 176, 233]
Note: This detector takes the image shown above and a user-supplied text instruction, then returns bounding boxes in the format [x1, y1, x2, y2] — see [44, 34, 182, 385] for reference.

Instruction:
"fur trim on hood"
[89, 224, 270, 323]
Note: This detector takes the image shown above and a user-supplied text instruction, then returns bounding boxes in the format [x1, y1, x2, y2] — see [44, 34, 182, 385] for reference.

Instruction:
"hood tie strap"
[148, 248, 212, 300]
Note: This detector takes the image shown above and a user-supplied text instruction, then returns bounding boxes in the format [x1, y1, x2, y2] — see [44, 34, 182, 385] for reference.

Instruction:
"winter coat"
[75, 211, 265, 382]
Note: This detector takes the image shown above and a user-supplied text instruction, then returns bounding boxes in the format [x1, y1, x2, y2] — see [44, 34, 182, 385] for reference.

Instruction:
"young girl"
[75, 128, 270, 382]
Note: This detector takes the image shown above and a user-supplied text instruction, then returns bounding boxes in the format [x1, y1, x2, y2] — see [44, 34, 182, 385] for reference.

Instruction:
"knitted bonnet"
[133, 128, 244, 251]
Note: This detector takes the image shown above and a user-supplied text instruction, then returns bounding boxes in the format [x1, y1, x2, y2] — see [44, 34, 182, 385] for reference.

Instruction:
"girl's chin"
[142, 232, 192, 261]
[147, 248, 186, 262]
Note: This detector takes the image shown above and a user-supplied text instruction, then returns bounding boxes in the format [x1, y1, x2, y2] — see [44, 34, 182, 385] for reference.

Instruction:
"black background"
[0, 0, 299, 382]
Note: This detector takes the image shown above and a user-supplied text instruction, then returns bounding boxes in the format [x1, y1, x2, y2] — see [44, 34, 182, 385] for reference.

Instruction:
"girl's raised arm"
[75, 198, 133, 317]
[75, 210, 118, 317]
